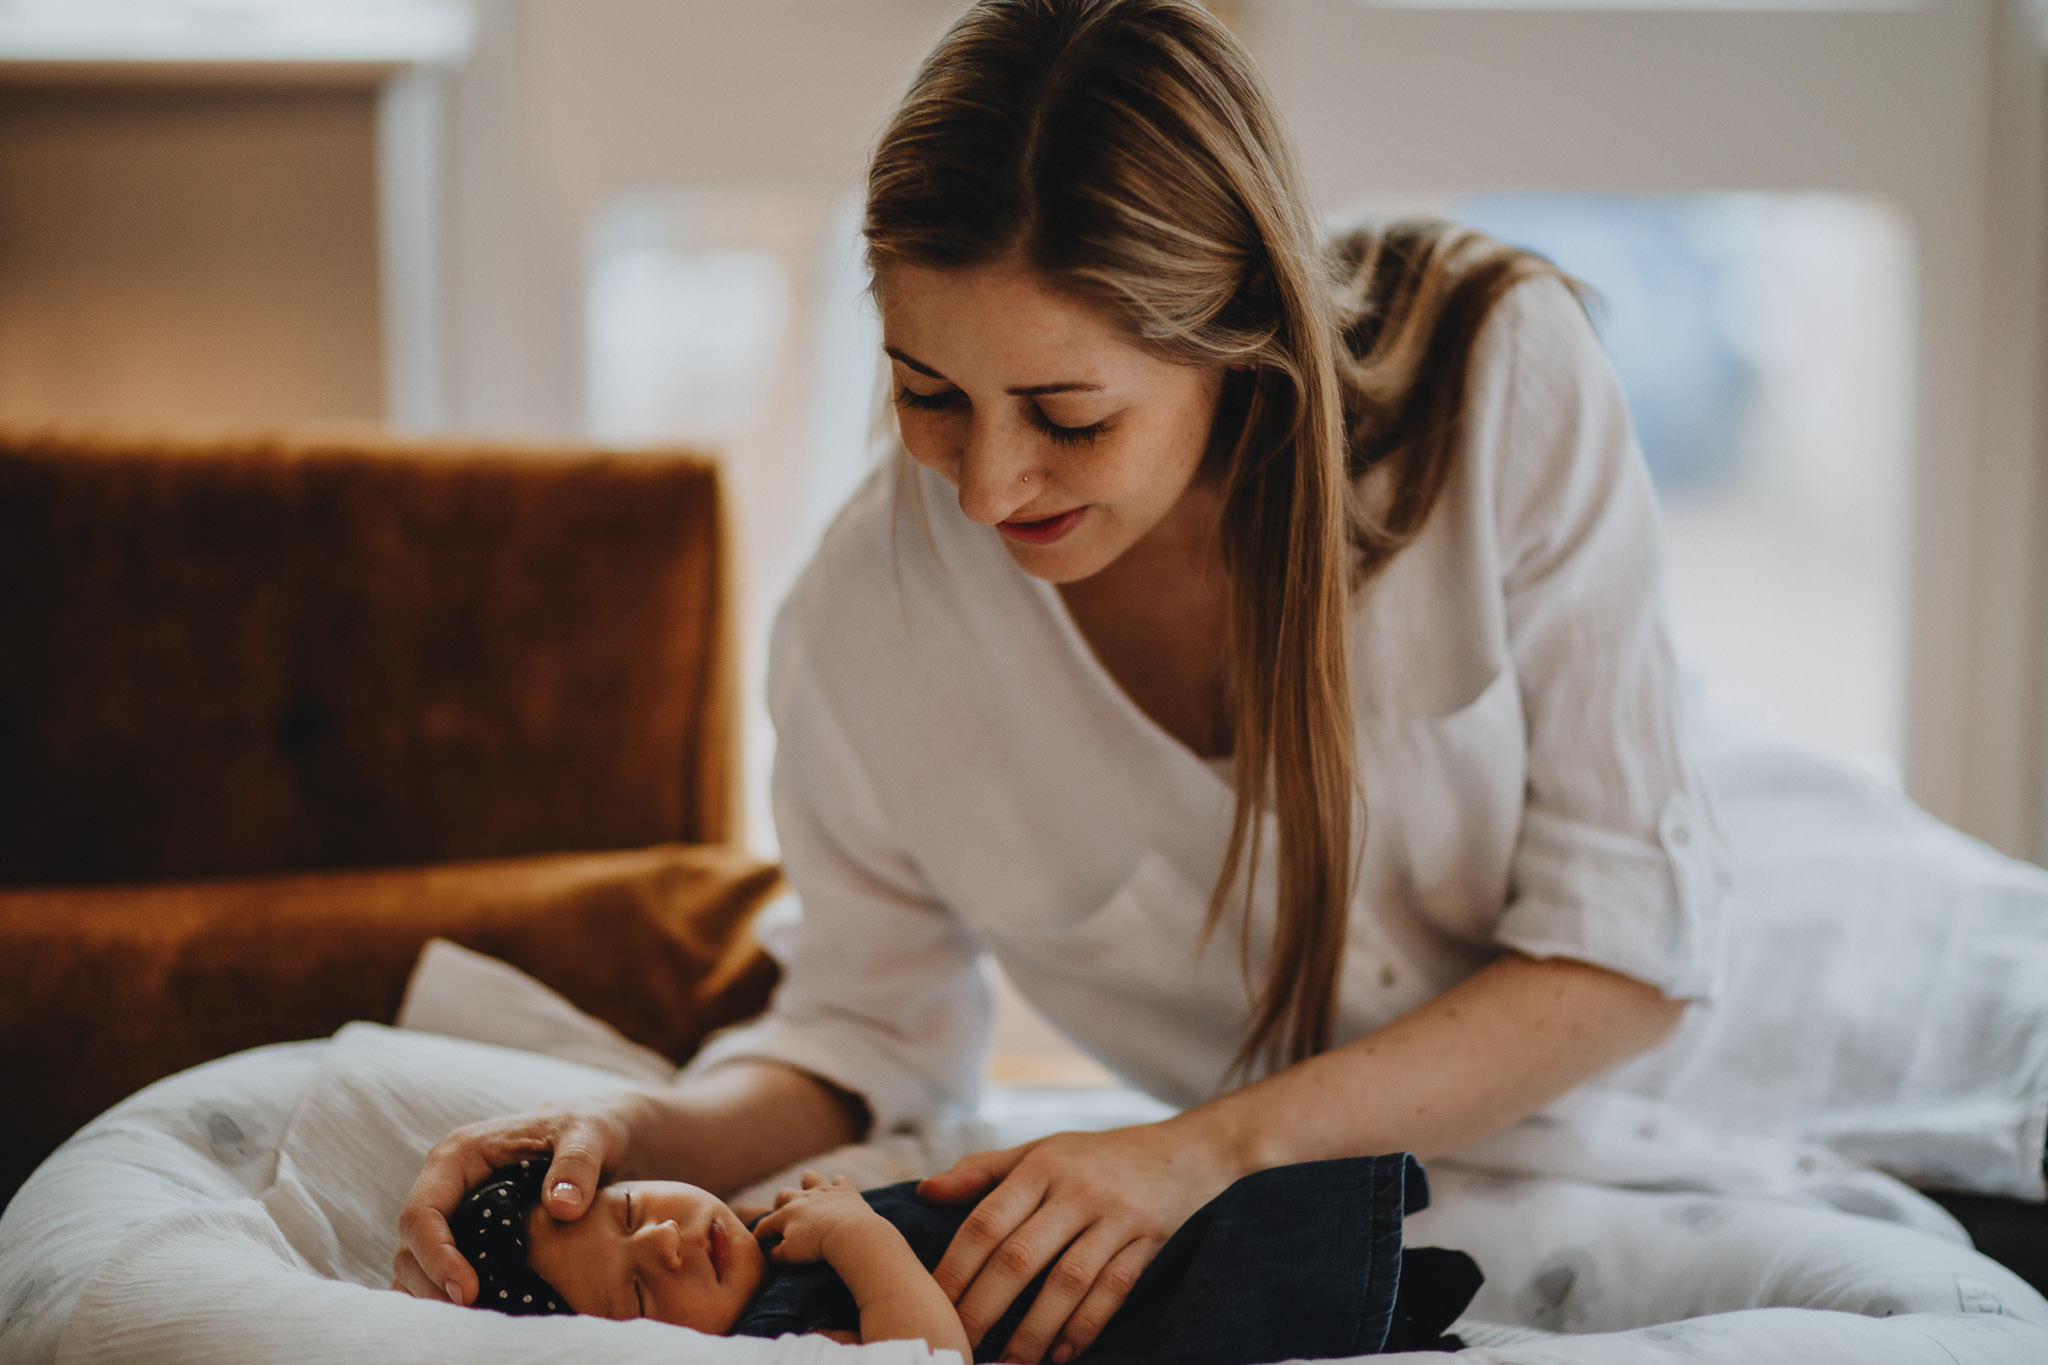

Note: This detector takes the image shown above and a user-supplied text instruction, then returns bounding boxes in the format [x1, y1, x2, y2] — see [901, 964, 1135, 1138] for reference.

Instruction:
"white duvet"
[3, 938, 2045, 1365]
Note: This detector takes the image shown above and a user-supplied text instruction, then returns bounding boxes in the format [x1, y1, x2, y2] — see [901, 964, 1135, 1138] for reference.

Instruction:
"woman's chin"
[1002, 535, 1119, 585]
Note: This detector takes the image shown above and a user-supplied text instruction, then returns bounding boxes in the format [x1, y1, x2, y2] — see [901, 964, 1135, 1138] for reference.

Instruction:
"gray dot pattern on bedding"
[1515, 1248, 1599, 1334]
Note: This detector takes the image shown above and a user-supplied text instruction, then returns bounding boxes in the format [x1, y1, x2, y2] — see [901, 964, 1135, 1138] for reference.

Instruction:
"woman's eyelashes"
[892, 386, 1107, 448]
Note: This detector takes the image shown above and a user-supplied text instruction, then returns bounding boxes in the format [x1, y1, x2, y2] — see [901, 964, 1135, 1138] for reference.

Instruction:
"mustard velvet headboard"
[0, 426, 778, 1213]
[0, 426, 741, 883]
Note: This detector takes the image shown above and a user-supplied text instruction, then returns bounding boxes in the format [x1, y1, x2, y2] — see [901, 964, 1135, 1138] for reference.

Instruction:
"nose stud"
[1019, 470, 1033, 485]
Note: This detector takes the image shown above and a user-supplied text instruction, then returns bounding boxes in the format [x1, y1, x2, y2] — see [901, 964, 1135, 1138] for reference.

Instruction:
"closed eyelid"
[621, 1190, 642, 1317]
[894, 386, 1110, 444]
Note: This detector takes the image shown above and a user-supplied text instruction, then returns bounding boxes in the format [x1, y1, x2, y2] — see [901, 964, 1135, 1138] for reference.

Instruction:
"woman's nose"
[954, 420, 1039, 526]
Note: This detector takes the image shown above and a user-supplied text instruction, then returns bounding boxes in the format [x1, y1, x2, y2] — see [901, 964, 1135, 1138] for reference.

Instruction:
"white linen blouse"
[681, 274, 1732, 1135]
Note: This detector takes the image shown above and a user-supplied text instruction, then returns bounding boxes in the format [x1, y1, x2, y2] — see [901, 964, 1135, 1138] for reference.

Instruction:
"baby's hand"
[752, 1170, 880, 1265]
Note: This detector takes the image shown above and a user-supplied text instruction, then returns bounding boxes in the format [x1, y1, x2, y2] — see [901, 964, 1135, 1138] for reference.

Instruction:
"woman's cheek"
[897, 420, 955, 476]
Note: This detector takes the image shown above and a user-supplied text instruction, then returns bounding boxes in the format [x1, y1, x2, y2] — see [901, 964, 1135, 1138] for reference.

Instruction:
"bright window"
[1451, 191, 1917, 784]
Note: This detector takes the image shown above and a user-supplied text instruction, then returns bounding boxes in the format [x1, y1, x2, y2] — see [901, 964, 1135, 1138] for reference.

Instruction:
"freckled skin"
[526, 1180, 767, 1330]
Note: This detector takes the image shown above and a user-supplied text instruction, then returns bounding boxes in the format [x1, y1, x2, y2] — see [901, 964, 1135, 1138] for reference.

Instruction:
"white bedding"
[3, 940, 2045, 1365]
[1594, 706, 2048, 1200]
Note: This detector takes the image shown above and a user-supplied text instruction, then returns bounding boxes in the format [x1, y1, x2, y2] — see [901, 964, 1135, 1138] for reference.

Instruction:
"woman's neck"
[1058, 476, 1234, 758]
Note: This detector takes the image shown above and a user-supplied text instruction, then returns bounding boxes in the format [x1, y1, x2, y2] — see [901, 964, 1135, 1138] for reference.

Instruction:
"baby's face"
[525, 1180, 765, 1331]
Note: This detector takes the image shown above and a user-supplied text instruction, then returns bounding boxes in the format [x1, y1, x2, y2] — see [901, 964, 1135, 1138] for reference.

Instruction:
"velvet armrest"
[0, 843, 782, 1212]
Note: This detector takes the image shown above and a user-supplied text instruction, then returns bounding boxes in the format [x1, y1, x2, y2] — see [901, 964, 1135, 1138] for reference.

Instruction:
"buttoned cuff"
[1493, 792, 1728, 1001]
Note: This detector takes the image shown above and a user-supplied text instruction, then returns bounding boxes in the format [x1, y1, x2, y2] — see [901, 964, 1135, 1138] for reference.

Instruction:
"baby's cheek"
[656, 1284, 739, 1334]
[523, 1242, 594, 1316]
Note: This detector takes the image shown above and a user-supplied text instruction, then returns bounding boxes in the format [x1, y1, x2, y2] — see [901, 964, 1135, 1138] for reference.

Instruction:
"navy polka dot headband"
[453, 1157, 575, 1316]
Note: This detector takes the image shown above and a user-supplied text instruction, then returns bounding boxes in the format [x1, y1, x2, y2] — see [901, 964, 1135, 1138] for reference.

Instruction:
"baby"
[451, 1154, 1482, 1361]
[454, 1158, 969, 1351]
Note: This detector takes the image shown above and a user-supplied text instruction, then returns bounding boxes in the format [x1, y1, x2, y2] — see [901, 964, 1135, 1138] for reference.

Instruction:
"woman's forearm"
[1173, 953, 1687, 1175]
[621, 1059, 873, 1197]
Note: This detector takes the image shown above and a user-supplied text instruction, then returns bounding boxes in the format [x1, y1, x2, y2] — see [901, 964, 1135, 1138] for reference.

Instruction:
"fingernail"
[444, 1280, 462, 1304]
[551, 1181, 577, 1202]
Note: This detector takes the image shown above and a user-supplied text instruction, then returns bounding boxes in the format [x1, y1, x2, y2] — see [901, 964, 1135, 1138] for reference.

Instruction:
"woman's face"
[525, 1180, 765, 1331]
[876, 259, 1229, 584]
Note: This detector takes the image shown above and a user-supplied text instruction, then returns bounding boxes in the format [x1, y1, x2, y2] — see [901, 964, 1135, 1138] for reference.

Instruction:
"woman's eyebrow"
[882, 345, 1103, 396]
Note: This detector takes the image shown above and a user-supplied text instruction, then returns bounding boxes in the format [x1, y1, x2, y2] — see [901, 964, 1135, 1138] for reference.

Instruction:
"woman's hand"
[753, 1169, 881, 1265]
[916, 1118, 1241, 1364]
[390, 1091, 650, 1305]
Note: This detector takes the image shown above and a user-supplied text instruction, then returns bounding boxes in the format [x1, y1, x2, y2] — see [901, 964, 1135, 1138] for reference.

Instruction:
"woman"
[396, 0, 1749, 1354]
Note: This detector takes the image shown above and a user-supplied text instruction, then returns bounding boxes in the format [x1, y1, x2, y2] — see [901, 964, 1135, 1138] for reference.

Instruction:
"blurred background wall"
[4, 0, 2046, 1081]
[0, 78, 384, 425]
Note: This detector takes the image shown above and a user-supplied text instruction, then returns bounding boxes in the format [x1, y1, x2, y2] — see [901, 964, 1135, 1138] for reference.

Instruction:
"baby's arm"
[754, 1171, 972, 1359]
[822, 1214, 973, 1356]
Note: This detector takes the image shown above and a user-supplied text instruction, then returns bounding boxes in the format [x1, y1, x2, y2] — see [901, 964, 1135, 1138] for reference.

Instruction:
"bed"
[2, 935, 2044, 1365]
[5, 431, 2048, 1363]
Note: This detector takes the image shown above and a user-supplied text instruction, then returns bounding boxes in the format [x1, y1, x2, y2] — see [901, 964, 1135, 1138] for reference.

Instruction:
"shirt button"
[1670, 822, 1691, 848]
[1378, 964, 1398, 989]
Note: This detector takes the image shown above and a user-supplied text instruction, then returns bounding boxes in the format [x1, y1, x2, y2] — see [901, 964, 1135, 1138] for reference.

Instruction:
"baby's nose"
[636, 1218, 685, 1271]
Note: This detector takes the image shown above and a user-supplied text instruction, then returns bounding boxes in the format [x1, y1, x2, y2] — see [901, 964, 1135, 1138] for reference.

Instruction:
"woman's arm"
[1191, 950, 1684, 1171]
[622, 1058, 872, 1196]
[390, 1058, 866, 1305]
[923, 952, 1684, 1364]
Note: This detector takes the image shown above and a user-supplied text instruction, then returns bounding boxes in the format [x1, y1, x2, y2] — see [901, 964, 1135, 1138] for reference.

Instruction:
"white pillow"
[395, 936, 680, 1083]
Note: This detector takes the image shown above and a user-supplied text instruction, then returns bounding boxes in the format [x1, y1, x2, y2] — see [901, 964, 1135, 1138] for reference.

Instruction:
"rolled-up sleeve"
[1480, 276, 1730, 1000]
[678, 607, 991, 1135]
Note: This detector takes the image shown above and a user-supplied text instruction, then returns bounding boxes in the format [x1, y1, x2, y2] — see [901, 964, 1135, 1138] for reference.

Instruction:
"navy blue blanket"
[733, 1154, 1481, 1361]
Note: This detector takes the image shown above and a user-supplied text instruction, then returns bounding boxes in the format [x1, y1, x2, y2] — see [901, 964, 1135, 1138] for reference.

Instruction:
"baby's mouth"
[708, 1216, 727, 1281]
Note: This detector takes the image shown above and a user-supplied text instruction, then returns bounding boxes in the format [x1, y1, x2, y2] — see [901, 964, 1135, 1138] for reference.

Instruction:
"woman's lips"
[998, 506, 1085, 545]
[707, 1216, 727, 1282]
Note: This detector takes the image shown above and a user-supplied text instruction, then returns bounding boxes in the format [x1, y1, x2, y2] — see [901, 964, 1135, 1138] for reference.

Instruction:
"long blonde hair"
[864, 0, 1587, 1079]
